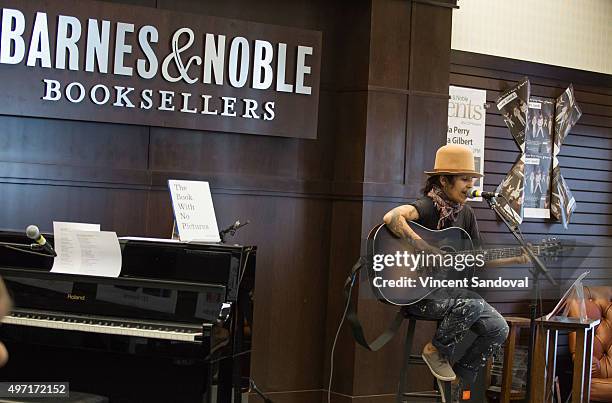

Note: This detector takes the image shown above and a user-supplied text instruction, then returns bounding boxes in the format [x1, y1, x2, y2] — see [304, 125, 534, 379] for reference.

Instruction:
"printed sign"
[168, 180, 220, 243]
[0, 0, 322, 138]
[497, 77, 530, 151]
[523, 97, 554, 218]
[448, 86, 487, 197]
[551, 85, 580, 228]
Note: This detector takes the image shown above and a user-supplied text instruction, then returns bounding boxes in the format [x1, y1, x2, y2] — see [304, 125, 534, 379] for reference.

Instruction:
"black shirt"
[410, 196, 482, 248]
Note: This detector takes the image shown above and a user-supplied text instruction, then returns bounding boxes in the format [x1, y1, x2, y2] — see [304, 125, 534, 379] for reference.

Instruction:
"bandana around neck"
[427, 184, 464, 230]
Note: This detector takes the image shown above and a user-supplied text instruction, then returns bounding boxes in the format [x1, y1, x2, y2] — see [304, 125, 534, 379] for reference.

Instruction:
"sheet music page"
[51, 222, 122, 277]
[51, 222, 100, 272]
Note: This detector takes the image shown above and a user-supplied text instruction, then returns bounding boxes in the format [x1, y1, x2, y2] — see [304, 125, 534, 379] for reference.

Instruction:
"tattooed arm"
[383, 205, 421, 240]
[383, 205, 445, 257]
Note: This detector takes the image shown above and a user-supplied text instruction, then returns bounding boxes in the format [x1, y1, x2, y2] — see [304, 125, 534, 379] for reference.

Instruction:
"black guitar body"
[367, 222, 476, 306]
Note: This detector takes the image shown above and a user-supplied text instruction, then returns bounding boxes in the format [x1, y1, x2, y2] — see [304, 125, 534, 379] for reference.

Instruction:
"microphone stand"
[0, 241, 55, 257]
[486, 197, 557, 402]
[248, 379, 273, 403]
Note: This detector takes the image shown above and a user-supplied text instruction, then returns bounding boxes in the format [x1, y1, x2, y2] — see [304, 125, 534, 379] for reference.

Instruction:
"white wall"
[451, 0, 612, 75]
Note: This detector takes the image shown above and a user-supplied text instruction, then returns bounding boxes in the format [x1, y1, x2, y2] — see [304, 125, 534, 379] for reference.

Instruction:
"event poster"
[448, 86, 487, 197]
[523, 97, 554, 218]
[495, 78, 530, 226]
[497, 78, 530, 150]
[555, 85, 582, 154]
[551, 164, 576, 229]
[551, 85, 581, 228]
[495, 78, 580, 227]
[495, 156, 525, 225]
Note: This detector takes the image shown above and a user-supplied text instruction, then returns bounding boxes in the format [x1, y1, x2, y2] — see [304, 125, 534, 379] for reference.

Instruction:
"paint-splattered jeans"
[402, 288, 509, 383]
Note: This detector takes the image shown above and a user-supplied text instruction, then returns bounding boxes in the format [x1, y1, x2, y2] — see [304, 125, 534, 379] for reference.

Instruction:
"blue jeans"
[402, 288, 509, 383]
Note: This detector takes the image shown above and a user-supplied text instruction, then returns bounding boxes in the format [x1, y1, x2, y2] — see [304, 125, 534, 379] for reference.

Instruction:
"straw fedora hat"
[424, 144, 483, 177]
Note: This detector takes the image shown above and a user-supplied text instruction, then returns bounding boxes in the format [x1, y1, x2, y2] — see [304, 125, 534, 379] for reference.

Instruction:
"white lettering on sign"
[90, 84, 111, 105]
[0, 8, 315, 93]
[56, 15, 81, 70]
[85, 19, 110, 73]
[228, 37, 249, 88]
[1, 8, 26, 64]
[27, 12, 51, 68]
[39, 79, 278, 120]
[253, 40, 273, 90]
[295, 46, 313, 95]
[136, 25, 158, 79]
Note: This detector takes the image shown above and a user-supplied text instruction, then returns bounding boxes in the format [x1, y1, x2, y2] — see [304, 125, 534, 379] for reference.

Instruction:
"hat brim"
[424, 170, 483, 178]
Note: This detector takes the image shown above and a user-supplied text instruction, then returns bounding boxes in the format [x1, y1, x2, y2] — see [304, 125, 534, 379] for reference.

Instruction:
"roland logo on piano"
[66, 293, 86, 301]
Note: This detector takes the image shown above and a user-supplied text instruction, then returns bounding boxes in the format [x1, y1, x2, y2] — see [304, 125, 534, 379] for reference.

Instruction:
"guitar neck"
[481, 246, 539, 262]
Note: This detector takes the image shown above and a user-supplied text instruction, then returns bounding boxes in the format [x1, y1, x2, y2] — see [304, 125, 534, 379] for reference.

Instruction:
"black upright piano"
[0, 232, 256, 403]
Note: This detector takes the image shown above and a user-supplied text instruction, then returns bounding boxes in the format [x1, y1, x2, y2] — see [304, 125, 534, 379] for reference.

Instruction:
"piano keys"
[0, 232, 256, 403]
[2, 309, 207, 342]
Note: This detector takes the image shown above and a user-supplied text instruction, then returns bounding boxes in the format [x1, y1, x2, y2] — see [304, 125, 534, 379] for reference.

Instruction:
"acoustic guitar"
[366, 222, 561, 306]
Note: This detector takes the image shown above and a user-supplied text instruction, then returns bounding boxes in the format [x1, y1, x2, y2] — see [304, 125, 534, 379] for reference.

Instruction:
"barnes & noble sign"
[0, 0, 321, 139]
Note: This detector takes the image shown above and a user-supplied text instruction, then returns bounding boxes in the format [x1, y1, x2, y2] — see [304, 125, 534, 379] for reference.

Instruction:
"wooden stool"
[486, 316, 530, 403]
[531, 316, 599, 403]
[398, 316, 452, 403]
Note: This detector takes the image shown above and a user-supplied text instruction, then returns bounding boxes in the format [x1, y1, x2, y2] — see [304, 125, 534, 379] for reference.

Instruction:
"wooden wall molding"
[0, 161, 427, 202]
[322, 84, 451, 99]
[368, 85, 450, 99]
[411, 0, 459, 9]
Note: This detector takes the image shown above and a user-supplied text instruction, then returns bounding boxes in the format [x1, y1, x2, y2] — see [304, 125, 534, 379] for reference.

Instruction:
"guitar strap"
[343, 257, 404, 351]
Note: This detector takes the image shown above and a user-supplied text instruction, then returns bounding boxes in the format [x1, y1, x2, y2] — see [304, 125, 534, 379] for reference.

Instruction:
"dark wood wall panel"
[159, 0, 328, 30]
[299, 92, 338, 181]
[209, 194, 332, 392]
[364, 92, 407, 184]
[0, 183, 149, 234]
[149, 128, 301, 177]
[0, 116, 150, 169]
[408, 4, 452, 94]
[404, 96, 449, 183]
[331, 91, 368, 183]
[323, 200, 366, 396]
[368, 0, 411, 88]
[327, 1, 371, 90]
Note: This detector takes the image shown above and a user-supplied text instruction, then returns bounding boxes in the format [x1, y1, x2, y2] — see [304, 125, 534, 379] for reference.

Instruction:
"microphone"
[468, 188, 499, 200]
[231, 220, 250, 231]
[219, 219, 250, 243]
[25, 225, 57, 257]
